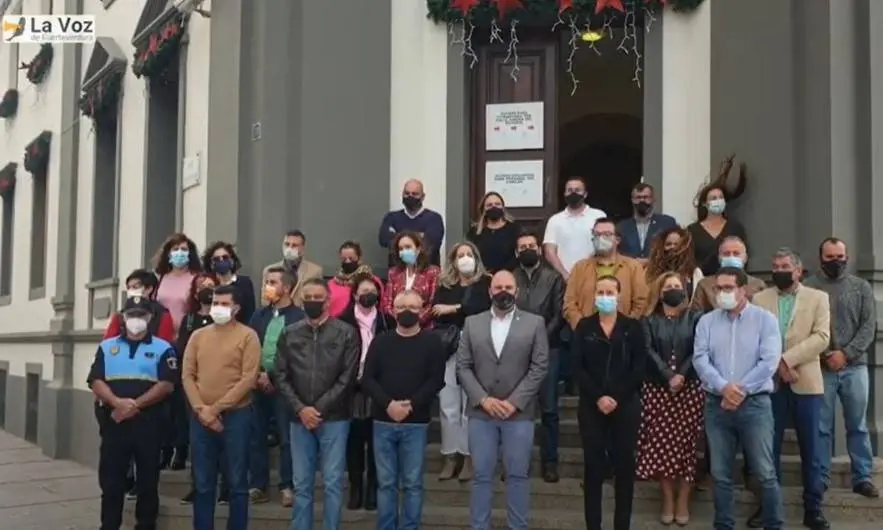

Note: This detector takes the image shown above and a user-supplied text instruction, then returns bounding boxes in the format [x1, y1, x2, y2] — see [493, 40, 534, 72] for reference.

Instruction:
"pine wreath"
[0, 89, 18, 119]
[23, 131, 52, 175]
[132, 13, 186, 79]
[426, 0, 704, 25]
[21, 44, 54, 85]
[80, 70, 123, 122]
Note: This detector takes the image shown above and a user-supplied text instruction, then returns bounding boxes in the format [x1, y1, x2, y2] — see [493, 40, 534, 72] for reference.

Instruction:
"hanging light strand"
[504, 18, 520, 82]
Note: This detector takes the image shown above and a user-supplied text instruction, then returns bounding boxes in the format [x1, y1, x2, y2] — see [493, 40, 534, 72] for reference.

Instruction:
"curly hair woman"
[152, 233, 202, 334]
[380, 231, 440, 325]
[201, 241, 256, 323]
[645, 226, 703, 300]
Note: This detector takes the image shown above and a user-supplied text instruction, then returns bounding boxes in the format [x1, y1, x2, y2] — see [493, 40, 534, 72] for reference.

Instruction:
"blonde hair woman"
[430, 241, 492, 481]
[466, 191, 521, 273]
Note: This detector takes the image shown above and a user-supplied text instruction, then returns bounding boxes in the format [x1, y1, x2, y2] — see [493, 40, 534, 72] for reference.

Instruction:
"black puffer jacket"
[275, 318, 360, 422]
[514, 264, 566, 347]
[642, 310, 703, 386]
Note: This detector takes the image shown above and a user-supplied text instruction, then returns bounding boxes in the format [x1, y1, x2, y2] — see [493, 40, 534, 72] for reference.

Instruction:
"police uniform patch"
[110, 346, 120, 356]
[144, 351, 155, 359]
[167, 357, 178, 370]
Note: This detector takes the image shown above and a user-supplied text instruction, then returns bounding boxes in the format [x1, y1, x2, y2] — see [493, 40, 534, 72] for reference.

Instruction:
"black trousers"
[170, 385, 189, 450]
[579, 398, 640, 530]
[98, 411, 162, 530]
[346, 418, 376, 485]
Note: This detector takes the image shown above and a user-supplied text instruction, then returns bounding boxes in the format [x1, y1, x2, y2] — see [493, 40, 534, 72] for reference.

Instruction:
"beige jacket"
[261, 259, 323, 307]
[753, 285, 830, 395]
[564, 255, 648, 328]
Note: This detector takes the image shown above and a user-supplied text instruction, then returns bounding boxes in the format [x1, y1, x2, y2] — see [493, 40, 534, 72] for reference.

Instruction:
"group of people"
[87, 176, 879, 530]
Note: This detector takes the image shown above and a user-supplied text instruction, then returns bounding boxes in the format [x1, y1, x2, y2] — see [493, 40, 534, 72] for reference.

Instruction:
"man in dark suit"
[616, 183, 677, 261]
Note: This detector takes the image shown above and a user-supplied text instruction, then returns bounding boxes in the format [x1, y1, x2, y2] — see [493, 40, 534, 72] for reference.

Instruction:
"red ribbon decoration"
[492, 0, 525, 20]
[558, 0, 575, 14]
[451, 0, 479, 17]
[595, 0, 626, 14]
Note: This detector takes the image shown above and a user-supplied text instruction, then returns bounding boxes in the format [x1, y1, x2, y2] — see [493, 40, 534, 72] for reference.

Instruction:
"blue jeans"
[290, 420, 349, 530]
[249, 390, 292, 491]
[469, 418, 534, 530]
[191, 406, 253, 530]
[819, 365, 875, 487]
[771, 386, 822, 512]
[705, 394, 783, 530]
[373, 422, 429, 530]
[539, 348, 561, 464]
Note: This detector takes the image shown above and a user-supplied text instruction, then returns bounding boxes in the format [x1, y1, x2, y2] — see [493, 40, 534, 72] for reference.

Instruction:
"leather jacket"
[642, 310, 703, 386]
[275, 318, 360, 422]
[514, 264, 565, 347]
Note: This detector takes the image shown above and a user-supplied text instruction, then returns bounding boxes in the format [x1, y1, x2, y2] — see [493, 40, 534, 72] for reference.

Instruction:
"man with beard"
[616, 183, 677, 262]
[378, 179, 445, 266]
[261, 230, 323, 306]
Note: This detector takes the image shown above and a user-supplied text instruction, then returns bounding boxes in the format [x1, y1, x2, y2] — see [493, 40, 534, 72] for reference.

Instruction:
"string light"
[449, 20, 478, 69]
[504, 18, 520, 82]
[489, 18, 503, 44]
[565, 15, 580, 96]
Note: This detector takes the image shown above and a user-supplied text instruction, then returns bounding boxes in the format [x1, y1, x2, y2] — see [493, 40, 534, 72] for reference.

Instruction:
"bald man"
[378, 179, 446, 266]
[457, 270, 548, 529]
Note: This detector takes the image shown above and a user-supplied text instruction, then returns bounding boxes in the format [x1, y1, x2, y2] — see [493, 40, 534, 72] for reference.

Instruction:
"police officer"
[87, 296, 178, 530]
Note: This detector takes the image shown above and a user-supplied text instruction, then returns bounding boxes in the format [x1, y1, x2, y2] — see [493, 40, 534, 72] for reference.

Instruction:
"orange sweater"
[564, 255, 649, 328]
[182, 322, 260, 412]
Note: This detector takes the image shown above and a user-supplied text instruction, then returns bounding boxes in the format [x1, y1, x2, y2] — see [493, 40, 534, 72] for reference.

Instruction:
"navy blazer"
[616, 214, 678, 259]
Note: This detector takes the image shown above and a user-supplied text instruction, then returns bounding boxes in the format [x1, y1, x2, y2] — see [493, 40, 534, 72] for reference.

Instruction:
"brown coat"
[261, 259, 324, 307]
[690, 274, 766, 312]
[564, 255, 648, 328]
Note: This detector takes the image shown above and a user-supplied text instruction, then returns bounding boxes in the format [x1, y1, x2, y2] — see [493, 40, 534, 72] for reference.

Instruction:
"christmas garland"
[23, 131, 52, 176]
[132, 13, 186, 79]
[0, 163, 16, 199]
[21, 43, 54, 85]
[427, 0, 704, 24]
[80, 70, 123, 122]
[0, 90, 18, 119]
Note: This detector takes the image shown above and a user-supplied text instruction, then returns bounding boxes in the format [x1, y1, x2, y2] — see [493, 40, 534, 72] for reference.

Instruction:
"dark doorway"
[25, 373, 39, 443]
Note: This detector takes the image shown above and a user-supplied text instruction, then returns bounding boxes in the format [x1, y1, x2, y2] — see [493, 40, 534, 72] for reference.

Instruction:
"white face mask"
[127, 288, 144, 299]
[716, 291, 739, 310]
[593, 236, 615, 254]
[125, 317, 148, 335]
[456, 256, 476, 275]
[210, 305, 233, 324]
[283, 247, 300, 261]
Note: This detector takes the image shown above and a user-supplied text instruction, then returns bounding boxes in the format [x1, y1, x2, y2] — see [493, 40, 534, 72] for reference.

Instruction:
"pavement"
[0, 431, 101, 530]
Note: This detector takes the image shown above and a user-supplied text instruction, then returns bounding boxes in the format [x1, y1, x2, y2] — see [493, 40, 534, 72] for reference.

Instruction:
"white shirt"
[543, 205, 607, 273]
[490, 309, 515, 357]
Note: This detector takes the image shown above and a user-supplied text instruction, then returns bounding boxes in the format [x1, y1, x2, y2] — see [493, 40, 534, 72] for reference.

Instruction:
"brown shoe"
[438, 454, 460, 481]
[458, 456, 474, 482]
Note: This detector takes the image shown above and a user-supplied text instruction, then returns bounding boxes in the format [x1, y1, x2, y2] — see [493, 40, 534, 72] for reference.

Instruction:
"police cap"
[122, 296, 152, 317]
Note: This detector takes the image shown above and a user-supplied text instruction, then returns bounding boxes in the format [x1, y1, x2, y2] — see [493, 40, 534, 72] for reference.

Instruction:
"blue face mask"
[169, 249, 189, 268]
[399, 248, 417, 265]
[594, 295, 618, 314]
[720, 256, 744, 269]
[212, 258, 233, 275]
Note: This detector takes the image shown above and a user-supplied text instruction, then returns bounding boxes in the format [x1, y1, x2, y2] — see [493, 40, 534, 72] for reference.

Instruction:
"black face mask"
[492, 291, 516, 311]
[396, 310, 420, 328]
[341, 261, 359, 274]
[661, 289, 686, 307]
[564, 193, 585, 208]
[197, 288, 214, 305]
[402, 196, 422, 211]
[303, 300, 325, 319]
[634, 202, 653, 216]
[771, 271, 795, 290]
[485, 207, 504, 221]
[518, 249, 540, 268]
[821, 259, 847, 279]
[357, 293, 378, 308]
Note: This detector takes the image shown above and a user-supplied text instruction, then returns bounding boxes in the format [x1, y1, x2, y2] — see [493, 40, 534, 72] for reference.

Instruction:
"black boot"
[347, 476, 363, 510]
[364, 473, 377, 511]
[159, 446, 174, 470]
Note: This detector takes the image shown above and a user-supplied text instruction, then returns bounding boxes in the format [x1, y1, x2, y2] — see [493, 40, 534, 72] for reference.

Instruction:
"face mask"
[127, 288, 144, 299]
[263, 284, 281, 304]
[564, 192, 584, 208]
[283, 247, 300, 262]
[210, 305, 233, 324]
[303, 300, 325, 319]
[399, 248, 418, 265]
[124, 317, 148, 335]
[485, 207, 504, 221]
[396, 310, 420, 328]
[402, 196, 422, 211]
[357, 293, 378, 308]
[821, 259, 846, 278]
[716, 291, 738, 310]
[720, 256, 744, 269]
[491, 291, 516, 311]
[707, 198, 726, 215]
[456, 256, 476, 275]
[593, 236, 615, 254]
[341, 261, 359, 274]
[661, 289, 686, 307]
[212, 258, 233, 275]
[771, 271, 795, 290]
[518, 249, 539, 268]
[594, 295, 617, 314]
[169, 249, 189, 268]
[634, 202, 653, 216]
[197, 288, 214, 305]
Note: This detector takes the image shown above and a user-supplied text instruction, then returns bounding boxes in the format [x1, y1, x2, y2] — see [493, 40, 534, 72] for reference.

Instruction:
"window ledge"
[0, 295, 9, 307]
[86, 277, 118, 290]
[28, 287, 45, 301]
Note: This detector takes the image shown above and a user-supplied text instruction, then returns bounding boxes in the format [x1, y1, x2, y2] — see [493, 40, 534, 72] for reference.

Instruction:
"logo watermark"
[2, 15, 95, 43]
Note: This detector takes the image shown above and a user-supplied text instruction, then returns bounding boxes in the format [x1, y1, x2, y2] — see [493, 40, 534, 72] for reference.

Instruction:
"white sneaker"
[281, 488, 293, 507]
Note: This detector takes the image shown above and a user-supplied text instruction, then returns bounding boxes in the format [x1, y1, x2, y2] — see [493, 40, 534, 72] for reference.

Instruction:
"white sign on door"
[485, 101, 544, 151]
[485, 159, 544, 208]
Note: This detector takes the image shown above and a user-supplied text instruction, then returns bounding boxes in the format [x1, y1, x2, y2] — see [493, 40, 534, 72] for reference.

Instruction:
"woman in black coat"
[337, 273, 396, 511]
[571, 275, 646, 530]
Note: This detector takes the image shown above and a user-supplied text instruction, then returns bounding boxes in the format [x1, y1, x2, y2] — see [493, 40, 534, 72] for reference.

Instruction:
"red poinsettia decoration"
[595, 0, 626, 13]
[451, 0, 479, 16]
[492, 0, 524, 19]
[558, 0, 574, 13]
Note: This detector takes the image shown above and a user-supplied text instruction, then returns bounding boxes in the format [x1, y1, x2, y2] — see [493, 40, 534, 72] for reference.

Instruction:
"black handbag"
[435, 284, 473, 358]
